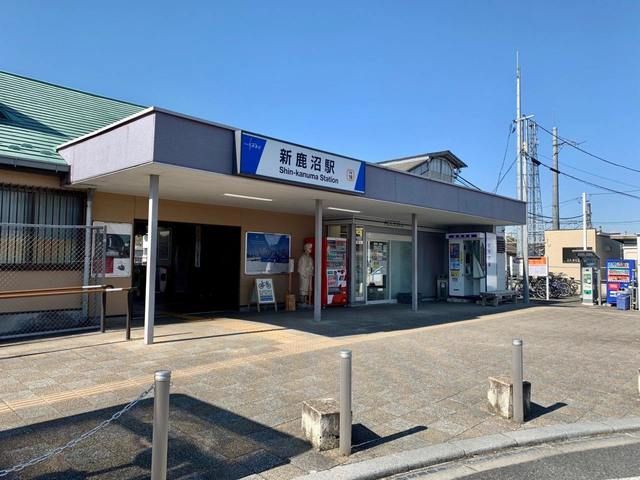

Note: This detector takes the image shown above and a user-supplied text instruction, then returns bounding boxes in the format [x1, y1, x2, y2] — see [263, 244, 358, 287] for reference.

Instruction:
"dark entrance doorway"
[133, 220, 241, 313]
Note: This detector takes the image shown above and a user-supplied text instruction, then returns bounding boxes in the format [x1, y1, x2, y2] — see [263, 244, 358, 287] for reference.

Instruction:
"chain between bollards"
[512, 338, 524, 423]
[151, 370, 171, 480]
[339, 350, 352, 456]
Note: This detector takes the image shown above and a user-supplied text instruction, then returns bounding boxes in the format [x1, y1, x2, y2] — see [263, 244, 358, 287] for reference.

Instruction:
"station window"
[0, 184, 85, 266]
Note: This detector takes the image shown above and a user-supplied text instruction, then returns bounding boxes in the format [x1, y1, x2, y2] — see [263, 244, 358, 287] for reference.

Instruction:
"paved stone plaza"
[0, 301, 639, 479]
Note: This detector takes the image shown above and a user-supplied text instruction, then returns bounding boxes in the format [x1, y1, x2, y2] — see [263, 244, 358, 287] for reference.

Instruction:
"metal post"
[545, 274, 550, 301]
[512, 338, 524, 423]
[100, 289, 107, 333]
[582, 192, 587, 250]
[82, 188, 95, 317]
[145, 175, 159, 345]
[516, 54, 529, 304]
[515, 53, 523, 258]
[314, 199, 323, 322]
[349, 221, 357, 306]
[522, 163, 530, 304]
[126, 288, 133, 341]
[411, 213, 419, 312]
[339, 350, 352, 456]
[551, 127, 559, 230]
[151, 370, 171, 480]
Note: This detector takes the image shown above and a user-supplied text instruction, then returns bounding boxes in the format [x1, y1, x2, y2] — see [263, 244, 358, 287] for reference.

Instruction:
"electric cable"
[529, 154, 640, 201]
[534, 121, 640, 174]
[495, 157, 517, 193]
[494, 124, 515, 192]
[457, 175, 481, 190]
[537, 152, 640, 190]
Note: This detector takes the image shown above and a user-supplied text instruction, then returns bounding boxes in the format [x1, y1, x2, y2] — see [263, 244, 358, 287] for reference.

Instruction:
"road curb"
[295, 417, 640, 480]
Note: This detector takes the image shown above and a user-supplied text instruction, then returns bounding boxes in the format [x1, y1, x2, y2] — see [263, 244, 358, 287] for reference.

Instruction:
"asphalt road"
[390, 435, 640, 480]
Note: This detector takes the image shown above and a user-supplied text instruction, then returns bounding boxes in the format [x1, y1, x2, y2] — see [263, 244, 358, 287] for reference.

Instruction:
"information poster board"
[94, 222, 132, 277]
[528, 257, 548, 278]
[245, 232, 291, 275]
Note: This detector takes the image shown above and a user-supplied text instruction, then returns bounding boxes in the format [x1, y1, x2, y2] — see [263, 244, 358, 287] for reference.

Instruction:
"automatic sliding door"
[367, 240, 389, 302]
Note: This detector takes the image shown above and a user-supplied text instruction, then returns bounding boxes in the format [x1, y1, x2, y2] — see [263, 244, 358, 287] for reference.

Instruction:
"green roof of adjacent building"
[0, 71, 146, 171]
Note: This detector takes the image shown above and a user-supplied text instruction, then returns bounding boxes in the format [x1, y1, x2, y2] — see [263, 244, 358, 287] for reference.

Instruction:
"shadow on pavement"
[528, 401, 568, 421]
[151, 302, 541, 341]
[352, 424, 427, 453]
[0, 394, 310, 479]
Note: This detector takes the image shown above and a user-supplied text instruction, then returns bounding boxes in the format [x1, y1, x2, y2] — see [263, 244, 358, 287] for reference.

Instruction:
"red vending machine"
[304, 237, 348, 306]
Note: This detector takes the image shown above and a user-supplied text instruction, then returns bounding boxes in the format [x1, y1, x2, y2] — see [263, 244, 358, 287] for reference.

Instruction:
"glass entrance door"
[367, 240, 389, 302]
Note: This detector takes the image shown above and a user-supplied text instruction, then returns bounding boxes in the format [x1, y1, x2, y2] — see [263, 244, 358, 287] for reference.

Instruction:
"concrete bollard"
[301, 398, 340, 451]
[488, 376, 531, 420]
[339, 350, 352, 456]
[151, 370, 171, 480]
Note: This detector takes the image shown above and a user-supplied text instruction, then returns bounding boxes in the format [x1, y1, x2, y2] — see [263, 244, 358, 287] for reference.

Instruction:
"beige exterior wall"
[0, 271, 84, 313]
[94, 192, 315, 314]
[0, 169, 64, 189]
[2, 169, 315, 317]
[545, 229, 623, 279]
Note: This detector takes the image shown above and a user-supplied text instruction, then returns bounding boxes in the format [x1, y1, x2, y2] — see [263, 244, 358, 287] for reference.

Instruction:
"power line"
[494, 124, 514, 192]
[537, 152, 640, 190]
[529, 154, 640, 201]
[592, 220, 640, 225]
[535, 121, 640, 174]
[495, 157, 517, 192]
[529, 212, 583, 220]
[457, 174, 481, 190]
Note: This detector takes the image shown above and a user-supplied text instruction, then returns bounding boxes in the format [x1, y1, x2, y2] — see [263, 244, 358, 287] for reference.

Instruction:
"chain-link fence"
[0, 223, 106, 339]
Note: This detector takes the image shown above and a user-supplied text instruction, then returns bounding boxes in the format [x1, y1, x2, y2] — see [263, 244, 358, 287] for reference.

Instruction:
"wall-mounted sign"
[237, 132, 365, 193]
[245, 232, 291, 275]
[562, 247, 583, 264]
[94, 222, 132, 277]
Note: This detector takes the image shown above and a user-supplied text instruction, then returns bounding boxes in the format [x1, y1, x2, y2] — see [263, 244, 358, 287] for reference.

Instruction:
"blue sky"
[2, 1, 639, 231]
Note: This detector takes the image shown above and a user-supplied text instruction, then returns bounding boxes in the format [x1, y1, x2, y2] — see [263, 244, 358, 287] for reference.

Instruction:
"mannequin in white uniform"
[298, 242, 314, 304]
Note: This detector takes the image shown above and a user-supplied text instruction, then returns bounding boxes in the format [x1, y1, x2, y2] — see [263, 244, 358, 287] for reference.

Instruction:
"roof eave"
[0, 154, 69, 173]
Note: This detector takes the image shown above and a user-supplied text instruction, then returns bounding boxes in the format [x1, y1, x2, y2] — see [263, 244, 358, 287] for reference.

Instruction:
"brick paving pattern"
[0, 301, 638, 478]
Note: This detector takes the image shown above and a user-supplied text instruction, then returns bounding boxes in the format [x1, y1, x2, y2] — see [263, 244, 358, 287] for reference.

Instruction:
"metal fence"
[0, 223, 106, 339]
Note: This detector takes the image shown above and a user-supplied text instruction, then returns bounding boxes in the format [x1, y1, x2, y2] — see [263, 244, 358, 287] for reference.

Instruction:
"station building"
[0, 71, 525, 343]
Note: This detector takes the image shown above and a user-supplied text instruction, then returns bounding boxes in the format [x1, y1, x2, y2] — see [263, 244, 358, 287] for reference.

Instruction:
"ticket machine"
[446, 232, 505, 297]
[574, 249, 600, 305]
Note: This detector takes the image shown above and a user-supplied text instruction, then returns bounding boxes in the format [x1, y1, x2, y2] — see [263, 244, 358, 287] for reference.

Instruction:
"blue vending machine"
[606, 259, 636, 305]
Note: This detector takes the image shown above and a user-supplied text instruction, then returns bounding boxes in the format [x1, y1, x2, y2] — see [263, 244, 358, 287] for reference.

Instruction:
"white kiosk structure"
[446, 232, 505, 298]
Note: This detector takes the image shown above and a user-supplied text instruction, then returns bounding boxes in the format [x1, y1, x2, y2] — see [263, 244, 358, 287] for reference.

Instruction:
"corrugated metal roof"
[0, 71, 146, 168]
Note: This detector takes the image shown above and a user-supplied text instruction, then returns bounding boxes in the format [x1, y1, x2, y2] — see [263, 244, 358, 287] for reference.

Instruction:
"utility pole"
[516, 52, 523, 259]
[552, 127, 559, 230]
[516, 52, 529, 303]
[582, 192, 588, 249]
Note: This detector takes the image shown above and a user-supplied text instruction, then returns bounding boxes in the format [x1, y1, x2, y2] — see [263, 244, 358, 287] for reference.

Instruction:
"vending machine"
[304, 237, 348, 306]
[606, 259, 636, 305]
[446, 232, 505, 297]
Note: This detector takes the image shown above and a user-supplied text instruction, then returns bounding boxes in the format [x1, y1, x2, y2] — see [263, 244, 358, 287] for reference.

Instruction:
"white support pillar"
[82, 188, 95, 317]
[314, 199, 323, 322]
[144, 175, 159, 345]
[411, 213, 418, 312]
[349, 221, 357, 306]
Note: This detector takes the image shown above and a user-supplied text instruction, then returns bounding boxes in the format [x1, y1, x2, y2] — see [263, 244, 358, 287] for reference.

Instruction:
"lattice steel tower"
[525, 119, 545, 256]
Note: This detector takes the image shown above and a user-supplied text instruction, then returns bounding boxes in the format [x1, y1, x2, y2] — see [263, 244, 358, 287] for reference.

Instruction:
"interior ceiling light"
[223, 193, 273, 202]
[327, 206, 361, 214]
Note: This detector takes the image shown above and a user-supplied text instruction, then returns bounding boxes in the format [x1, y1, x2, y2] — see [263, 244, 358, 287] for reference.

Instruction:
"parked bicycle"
[508, 273, 580, 299]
